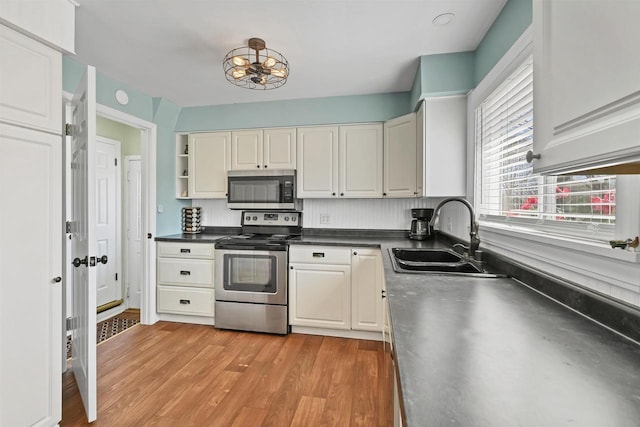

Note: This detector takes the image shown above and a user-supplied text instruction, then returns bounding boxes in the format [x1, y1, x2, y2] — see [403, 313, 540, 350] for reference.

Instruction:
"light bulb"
[232, 68, 247, 79]
[270, 68, 288, 78]
[232, 56, 248, 67]
[262, 57, 277, 68]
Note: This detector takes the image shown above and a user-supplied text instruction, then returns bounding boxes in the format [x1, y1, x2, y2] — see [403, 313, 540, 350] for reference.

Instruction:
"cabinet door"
[188, 132, 231, 198]
[0, 25, 62, 133]
[0, 125, 62, 427]
[289, 263, 351, 330]
[533, 0, 640, 174]
[296, 126, 339, 198]
[263, 127, 296, 170]
[231, 129, 263, 171]
[383, 113, 417, 197]
[423, 97, 466, 197]
[351, 249, 383, 332]
[339, 124, 383, 198]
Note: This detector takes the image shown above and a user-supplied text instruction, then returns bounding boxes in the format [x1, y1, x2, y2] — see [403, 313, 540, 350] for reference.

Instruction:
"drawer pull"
[180, 270, 191, 276]
[179, 299, 191, 305]
[180, 248, 191, 253]
[312, 252, 325, 258]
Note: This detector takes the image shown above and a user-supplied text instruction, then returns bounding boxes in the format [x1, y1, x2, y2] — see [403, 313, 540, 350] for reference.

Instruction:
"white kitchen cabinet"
[296, 126, 339, 198]
[532, 0, 640, 174]
[351, 248, 383, 332]
[289, 245, 384, 334]
[0, 24, 62, 134]
[156, 242, 215, 318]
[384, 113, 418, 197]
[263, 128, 296, 170]
[188, 132, 231, 198]
[231, 128, 296, 171]
[339, 124, 383, 198]
[289, 246, 352, 330]
[297, 124, 382, 198]
[420, 97, 466, 197]
[0, 24, 63, 427]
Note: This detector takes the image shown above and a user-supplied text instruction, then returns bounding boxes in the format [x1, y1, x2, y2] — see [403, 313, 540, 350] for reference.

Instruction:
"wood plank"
[290, 396, 326, 427]
[61, 323, 392, 426]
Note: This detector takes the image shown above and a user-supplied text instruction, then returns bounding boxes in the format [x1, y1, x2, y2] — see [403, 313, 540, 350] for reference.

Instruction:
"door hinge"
[65, 123, 72, 136]
[66, 317, 75, 331]
[65, 220, 72, 234]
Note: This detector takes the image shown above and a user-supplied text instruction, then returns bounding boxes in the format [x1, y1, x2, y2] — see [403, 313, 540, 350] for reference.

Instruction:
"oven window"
[228, 179, 281, 203]
[223, 254, 277, 293]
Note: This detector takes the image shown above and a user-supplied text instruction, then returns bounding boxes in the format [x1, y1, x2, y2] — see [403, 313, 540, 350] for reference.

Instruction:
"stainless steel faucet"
[429, 197, 481, 258]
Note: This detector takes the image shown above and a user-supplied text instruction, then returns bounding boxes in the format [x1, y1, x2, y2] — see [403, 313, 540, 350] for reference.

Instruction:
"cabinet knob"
[340, 193, 344, 196]
[353, 251, 357, 256]
[526, 150, 541, 163]
[264, 165, 268, 168]
[383, 192, 387, 196]
[332, 192, 336, 196]
[290, 266, 294, 270]
[256, 165, 260, 168]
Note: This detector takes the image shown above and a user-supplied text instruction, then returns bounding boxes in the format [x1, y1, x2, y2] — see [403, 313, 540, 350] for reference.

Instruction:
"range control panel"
[241, 211, 300, 226]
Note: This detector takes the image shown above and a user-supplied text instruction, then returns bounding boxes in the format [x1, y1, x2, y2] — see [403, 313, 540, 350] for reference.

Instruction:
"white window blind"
[476, 56, 615, 239]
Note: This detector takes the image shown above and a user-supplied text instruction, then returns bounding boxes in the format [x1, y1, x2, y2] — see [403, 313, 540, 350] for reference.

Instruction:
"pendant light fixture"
[223, 37, 289, 90]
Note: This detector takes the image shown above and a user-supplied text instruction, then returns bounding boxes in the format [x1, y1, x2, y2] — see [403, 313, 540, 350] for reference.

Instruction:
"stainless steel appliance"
[409, 208, 434, 240]
[214, 210, 301, 334]
[227, 170, 297, 210]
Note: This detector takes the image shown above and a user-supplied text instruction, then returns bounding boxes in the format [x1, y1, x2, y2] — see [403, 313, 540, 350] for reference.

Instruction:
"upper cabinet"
[230, 128, 296, 171]
[297, 124, 383, 198]
[0, 25, 62, 134]
[296, 126, 339, 198]
[420, 97, 466, 197]
[0, 0, 76, 53]
[188, 132, 231, 199]
[533, 0, 640, 174]
[383, 113, 417, 197]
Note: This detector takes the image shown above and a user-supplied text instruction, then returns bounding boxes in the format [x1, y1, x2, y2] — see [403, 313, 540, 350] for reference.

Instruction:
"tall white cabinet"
[0, 11, 70, 426]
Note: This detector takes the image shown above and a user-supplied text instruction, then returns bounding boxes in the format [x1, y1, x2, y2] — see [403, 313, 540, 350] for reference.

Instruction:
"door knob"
[96, 255, 108, 264]
[72, 256, 88, 268]
[53, 276, 62, 283]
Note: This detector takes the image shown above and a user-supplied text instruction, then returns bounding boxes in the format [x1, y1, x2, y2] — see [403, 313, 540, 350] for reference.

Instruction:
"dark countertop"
[155, 230, 640, 426]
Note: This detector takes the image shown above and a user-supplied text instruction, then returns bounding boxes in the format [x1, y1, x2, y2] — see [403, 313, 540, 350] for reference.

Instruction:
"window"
[475, 56, 616, 239]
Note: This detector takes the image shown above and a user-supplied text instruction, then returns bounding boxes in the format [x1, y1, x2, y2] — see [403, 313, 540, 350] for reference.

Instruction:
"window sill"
[478, 220, 640, 264]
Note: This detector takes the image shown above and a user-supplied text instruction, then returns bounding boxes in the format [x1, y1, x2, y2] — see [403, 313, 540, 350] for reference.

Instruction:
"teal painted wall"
[409, 51, 475, 109]
[175, 92, 411, 132]
[474, 0, 532, 85]
[64, 56, 186, 236]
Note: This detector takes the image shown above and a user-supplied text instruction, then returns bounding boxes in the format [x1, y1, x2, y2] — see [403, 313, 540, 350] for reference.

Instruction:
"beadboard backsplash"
[193, 198, 437, 230]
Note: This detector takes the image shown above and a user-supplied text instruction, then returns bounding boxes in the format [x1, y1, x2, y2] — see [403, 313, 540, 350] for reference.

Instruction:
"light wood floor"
[61, 322, 393, 426]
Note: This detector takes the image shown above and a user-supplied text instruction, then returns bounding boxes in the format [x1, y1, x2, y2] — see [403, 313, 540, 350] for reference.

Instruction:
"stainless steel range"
[214, 210, 301, 334]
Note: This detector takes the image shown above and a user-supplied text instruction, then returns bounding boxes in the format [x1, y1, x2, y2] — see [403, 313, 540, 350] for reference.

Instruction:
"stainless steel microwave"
[227, 170, 297, 210]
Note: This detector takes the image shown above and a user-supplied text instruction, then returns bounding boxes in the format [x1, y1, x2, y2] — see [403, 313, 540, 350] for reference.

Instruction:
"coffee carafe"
[409, 208, 434, 240]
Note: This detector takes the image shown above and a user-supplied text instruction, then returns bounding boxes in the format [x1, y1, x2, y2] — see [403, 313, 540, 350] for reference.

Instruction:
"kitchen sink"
[388, 248, 505, 278]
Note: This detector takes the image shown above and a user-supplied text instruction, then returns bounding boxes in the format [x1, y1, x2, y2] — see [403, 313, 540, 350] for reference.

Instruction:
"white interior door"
[70, 65, 98, 423]
[125, 156, 142, 308]
[95, 136, 120, 308]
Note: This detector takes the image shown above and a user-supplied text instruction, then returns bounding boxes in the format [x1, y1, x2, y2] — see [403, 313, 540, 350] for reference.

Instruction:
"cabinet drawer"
[157, 242, 214, 259]
[157, 286, 214, 316]
[289, 245, 351, 265]
[157, 258, 214, 287]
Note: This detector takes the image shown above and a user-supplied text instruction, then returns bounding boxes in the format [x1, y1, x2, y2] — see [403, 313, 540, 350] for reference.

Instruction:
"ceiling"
[73, 0, 508, 108]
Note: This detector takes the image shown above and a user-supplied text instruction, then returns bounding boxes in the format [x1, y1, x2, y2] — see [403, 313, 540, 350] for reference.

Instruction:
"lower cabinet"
[288, 245, 383, 334]
[156, 242, 215, 318]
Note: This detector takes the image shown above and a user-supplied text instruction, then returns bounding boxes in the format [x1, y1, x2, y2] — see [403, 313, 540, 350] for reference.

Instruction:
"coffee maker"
[409, 208, 434, 240]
